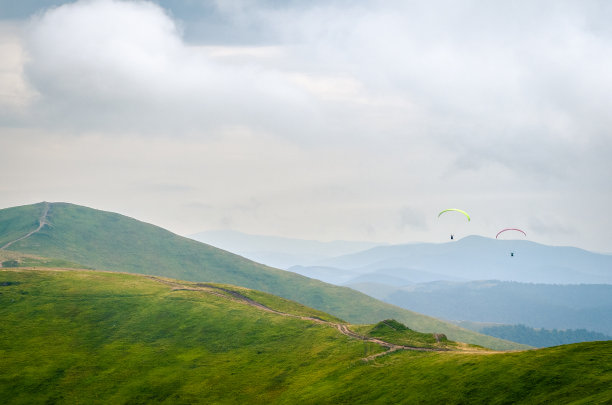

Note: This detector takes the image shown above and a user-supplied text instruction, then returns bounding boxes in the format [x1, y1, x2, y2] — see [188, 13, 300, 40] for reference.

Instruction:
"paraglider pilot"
[450, 234, 454, 240]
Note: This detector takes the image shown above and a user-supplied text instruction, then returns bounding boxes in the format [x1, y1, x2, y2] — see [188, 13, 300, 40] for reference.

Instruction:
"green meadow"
[1, 269, 610, 404]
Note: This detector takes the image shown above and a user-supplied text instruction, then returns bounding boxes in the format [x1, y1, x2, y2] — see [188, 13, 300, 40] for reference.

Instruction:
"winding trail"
[146, 276, 452, 360]
[1, 202, 50, 251]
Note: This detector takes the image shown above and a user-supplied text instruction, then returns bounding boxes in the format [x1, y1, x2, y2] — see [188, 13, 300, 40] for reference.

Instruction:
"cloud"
[398, 207, 428, 231]
[529, 215, 576, 237]
[157, 0, 612, 184]
[17, 0, 612, 156]
[21, 0, 317, 134]
[0, 22, 38, 112]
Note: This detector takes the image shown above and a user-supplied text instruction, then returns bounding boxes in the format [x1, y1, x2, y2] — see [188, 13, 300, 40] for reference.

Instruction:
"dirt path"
[146, 276, 453, 360]
[1, 202, 50, 250]
[3, 269, 502, 357]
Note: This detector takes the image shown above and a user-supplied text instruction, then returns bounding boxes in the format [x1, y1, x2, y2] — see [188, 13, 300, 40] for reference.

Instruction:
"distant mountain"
[453, 321, 611, 348]
[0, 202, 521, 350]
[478, 324, 611, 348]
[284, 265, 363, 285]
[189, 229, 383, 269]
[293, 235, 612, 285]
[350, 280, 612, 336]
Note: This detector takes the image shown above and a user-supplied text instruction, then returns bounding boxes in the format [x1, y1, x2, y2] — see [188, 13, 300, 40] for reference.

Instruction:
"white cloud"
[21, 0, 317, 134]
[0, 22, 38, 112]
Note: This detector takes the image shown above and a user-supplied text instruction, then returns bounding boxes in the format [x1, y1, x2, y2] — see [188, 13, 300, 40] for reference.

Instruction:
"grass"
[200, 282, 345, 323]
[0, 250, 86, 269]
[0, 202, 42, 248]
[352, 319, 459, 350]
[0, 202, 527, 350]
[291, 342, 612, 404]
[0, 269, 383, 404]
[0, 268, 610, 404]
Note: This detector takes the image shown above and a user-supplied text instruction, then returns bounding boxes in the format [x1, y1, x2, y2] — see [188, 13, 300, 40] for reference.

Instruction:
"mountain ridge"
[0, 201, 523, 350]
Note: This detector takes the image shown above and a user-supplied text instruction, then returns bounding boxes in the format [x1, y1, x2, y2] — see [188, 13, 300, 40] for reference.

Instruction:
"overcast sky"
[1, 0, 611, 252]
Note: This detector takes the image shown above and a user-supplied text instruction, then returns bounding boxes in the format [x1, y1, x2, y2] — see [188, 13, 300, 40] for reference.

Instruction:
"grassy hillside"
[1, 269, 609, 404]
[0, 203, 42, 248]
[0, 250, 85, 269]
[352, 319, 456, 350]
[0, 202, 526, 350]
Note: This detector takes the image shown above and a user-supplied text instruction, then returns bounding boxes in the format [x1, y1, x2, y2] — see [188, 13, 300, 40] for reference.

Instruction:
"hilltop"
[1, 268, 610, 404]
[0, 202, 523, 350]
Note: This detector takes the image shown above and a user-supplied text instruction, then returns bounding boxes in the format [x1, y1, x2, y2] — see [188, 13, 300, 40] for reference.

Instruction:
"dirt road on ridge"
[147, 276, 452, 360]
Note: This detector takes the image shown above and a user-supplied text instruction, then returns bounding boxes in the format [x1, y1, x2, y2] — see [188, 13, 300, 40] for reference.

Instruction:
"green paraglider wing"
[437, 209, 471, 221]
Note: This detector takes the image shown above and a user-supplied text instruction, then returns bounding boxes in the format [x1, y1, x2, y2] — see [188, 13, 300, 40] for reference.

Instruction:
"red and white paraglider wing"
[495, 228, 527, 239]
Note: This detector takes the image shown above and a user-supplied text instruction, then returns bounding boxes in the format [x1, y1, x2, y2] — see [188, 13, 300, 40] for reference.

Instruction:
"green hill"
[1, 269, 609, 404]
[0, 202, 526, 350]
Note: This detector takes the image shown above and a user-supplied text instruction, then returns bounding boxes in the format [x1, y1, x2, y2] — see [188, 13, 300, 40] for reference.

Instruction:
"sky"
[1, 0, 611, 253]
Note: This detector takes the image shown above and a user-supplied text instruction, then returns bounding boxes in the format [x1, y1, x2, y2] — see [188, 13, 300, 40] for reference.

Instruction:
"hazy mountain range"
[301, 235, 612, 285]
[189, 229, 383, 269]
[192, 232, 612, 285]
[353, 280, 612, 336]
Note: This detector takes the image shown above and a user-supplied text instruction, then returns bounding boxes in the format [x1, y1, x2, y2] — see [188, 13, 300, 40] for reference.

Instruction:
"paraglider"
[496, 228, 526, 258]
[438, 209, 471, 222]
[496, 228, 526, 239]
[438, 209, 470, 240]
